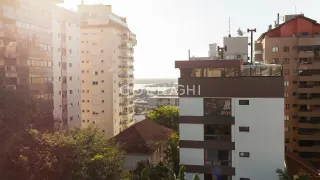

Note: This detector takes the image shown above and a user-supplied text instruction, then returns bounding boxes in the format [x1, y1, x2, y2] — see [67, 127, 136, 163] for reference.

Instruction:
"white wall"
[180, 124, 204, 141]
[232, 98, 284, 180]
[124, 154, 149, 171]
[180, 148, 204, 166]
[179, 98, 203, 116]
[223, 37, 248, 61]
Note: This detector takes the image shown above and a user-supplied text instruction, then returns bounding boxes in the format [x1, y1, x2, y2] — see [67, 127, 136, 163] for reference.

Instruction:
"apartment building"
[52, 6, 81, 128]
[148, 95, 179, 109]
[255, 14, 320, 168]
[176, 60, 284, 180]
[0, 0, 64, 129]
[78, 4, 137, 138]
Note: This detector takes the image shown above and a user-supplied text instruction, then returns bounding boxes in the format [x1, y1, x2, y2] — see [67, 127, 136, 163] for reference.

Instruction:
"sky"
[61, 0, 319, 79]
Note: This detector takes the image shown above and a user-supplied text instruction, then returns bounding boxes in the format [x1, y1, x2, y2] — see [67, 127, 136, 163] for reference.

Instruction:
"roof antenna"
[294, 6, 297, 13]
[228, 17, 231, 37]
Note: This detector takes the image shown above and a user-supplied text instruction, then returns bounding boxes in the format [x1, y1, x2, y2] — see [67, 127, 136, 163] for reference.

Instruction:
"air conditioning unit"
[236, 54, 242, 59]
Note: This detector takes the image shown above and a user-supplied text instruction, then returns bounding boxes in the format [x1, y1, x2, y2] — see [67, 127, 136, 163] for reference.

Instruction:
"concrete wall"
[180, 148, 204, 166]
[223, 37, 248, 61]
[179, 97, 203, 116]
[180, 124, 204, 141]
[124, 153, 149, 171]
[232, 98, 284, 180]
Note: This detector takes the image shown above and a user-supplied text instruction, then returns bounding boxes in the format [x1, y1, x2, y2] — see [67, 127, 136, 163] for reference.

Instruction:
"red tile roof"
[286, 150, 320, 177]
[257, 15, 320, 41]
[113, 120, 173, 154]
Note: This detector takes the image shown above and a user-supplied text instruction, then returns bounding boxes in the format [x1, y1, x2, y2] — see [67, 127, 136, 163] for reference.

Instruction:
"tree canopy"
[147, 106, 179, 132]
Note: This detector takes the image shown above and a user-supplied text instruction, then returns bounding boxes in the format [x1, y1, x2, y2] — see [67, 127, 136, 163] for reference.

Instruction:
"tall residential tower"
[78, 4, 137, 138]
[255, 14, 320, 168]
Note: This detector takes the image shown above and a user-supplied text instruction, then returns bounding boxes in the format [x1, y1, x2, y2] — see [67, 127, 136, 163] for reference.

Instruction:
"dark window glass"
[239, 100, 249, 105]
[239, 126, 250, 132]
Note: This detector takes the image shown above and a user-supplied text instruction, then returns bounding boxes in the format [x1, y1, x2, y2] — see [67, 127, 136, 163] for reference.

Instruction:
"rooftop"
[175, 60, 282, 77]
[112, 120, 172, 154]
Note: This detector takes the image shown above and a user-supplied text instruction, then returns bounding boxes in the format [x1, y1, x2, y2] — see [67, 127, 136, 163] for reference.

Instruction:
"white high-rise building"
[52, 5, 81, 128]
[78, 4, 137, 138]
[175, 59, 284, 180]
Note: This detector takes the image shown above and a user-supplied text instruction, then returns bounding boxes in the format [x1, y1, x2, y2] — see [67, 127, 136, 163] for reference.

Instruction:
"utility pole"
[217, 46, 227, 59]
[247, 28, 256, 64]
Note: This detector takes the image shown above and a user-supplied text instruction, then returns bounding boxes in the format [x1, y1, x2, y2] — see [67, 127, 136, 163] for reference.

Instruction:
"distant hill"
[134, 78, 178, 84]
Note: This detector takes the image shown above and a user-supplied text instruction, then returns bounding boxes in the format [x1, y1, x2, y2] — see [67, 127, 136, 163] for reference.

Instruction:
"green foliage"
[178, 165, 186, 180]
[276, 168, 292, 180]
[164, 132, 180, 176]
[134, 162, 175, 180]
[192, 174, 200, 180]
[147, 106, 179, 132]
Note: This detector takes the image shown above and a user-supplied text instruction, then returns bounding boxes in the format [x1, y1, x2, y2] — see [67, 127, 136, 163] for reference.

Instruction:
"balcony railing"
[204, 160, 232, 166]
[241, 64, 282, 76]
[204, 134, 231, 141]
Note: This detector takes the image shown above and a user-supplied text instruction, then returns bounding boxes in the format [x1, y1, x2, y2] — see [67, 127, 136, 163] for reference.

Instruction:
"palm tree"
[276, 168, 292, 180]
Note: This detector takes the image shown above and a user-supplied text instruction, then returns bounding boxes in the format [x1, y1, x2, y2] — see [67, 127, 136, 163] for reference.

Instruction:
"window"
[101, 60, 104, 63]
[86, 90, 89, 93]
[102, 110, 104, 113]
[70, 90, 73, 94]
[284, 69, 289, 75]
[239, 152, 250, 157]
[69, 49, 72, 54]
[301, 32, 309, 36]
[101, 50, 104, 53]
[283, 58, 290, 64]
[93, 121, 96, 124]
[101, 70, 104, 73]
[292, 81, 297, 84]
[285, 104, 290, 109]
[95, 71, 98, 75]
[69, 63, 72, 67]
[69, 76, 72, 81]
[101, 80, 104, 83]
[59, 91, 61, 95]
[285, 127, 289, 132]
[102, 100, 104, 103]
[284, 93, 289, 98]
[284, 46, 290, 52]
[292, 104, 297, 108]
[70, 103, 73, 107]
[92, 81, 98, 85]
[284, 81, 289, 86]
[292, 92, 297, 96]
[70, 116, 73, 121]
[240, 178, 250, 180]
[102, 90, 104, 93]
[239, 100, 249, 105]
[82, 100, 85, 102]
[285, 116, 289, 121]
[239, 126, 249, 132]
[292, 46, 297, 50]
[292, 69, 297, 73]
[82, 110, 85, 112]
[272, 47, 279, 52]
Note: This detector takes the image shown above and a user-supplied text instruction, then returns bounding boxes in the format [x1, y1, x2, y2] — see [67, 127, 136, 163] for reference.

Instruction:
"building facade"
[148, 95, 179, 109]
[255, 15, 320, 167]
[52, 6, 81, 128]
[78, 4, 137, 138]
[0, 0, 64, 129]
[176, 60, 284, 180]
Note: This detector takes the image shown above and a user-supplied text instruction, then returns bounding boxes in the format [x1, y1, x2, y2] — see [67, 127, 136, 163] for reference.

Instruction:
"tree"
[0, 89, 54, 179]
[139, 162, 175, 180]
[147, 106, 179, 132]
[177, 166, 186, 180]
[276, 168, 309, 180]
[192, 174, 200, 180]
[164, 132, 179, 176]
[276, 168, 292, 180]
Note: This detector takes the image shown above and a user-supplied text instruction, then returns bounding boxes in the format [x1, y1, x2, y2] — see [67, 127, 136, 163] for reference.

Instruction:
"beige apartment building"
[255, 14, 320, 168]
[78, 4, 137, 138]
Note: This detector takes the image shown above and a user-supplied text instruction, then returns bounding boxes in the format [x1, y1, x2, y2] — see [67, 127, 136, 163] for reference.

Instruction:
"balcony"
[297, 98, 320, 105]
[299, 135, 320, 141]
[298, 75, 320, 81]
[120, 120, 128, 125]
[298, 109, 320, 117]
[298, 146, 320, 152]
